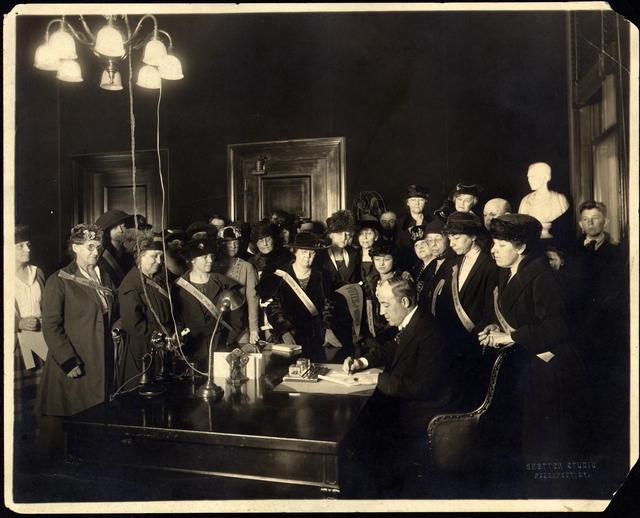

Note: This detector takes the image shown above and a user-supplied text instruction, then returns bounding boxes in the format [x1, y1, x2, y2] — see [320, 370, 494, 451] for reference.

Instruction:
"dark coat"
[422, 249, 458, 313]
[98, 244, 134, 288]
[434, 251, 498, 353]
[117, 267, 174, 388]
[257, 263, 338, 362]
[248, 247, 294, 277]
[174, 271, 243, 363]
[495, 254, 590, 462]
[362, 307, 464, 436]
[315, 246, 361, 289]
[36, 262, 117, 416]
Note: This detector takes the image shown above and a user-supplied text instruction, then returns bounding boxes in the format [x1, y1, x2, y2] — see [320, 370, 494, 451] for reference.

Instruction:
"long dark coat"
[118, 267, 174, 389]
[495, 254, 590, 463]
[174, 271, 243, 365]
[257, 263, 339, 362]
[422, 249, 458, 313]
[36, 261, 117, 417]
[433, 251, 498, 402]
[314, 246, 361, 289]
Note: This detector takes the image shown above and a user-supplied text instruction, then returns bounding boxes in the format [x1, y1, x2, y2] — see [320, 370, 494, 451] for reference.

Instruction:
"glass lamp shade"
[49, 28, 77, 60]
[95, 24, 125, 58]
[34, 43, 60, 71]
[136, 64, 161, 89]
[100, 69, 123, 91]
[142, 38, 167, 66]
[56, 59, 83, 82]
[158, 54, 184, 80]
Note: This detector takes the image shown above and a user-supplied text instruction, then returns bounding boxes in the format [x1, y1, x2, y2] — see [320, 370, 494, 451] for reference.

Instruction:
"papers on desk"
[318, 369, 379, 387]
[274, 364, 381, 396]
[263, 343, 302, 355]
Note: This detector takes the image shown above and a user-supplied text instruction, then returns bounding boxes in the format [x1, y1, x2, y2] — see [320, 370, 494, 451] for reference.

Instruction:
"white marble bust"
[518, 162, 569, 239]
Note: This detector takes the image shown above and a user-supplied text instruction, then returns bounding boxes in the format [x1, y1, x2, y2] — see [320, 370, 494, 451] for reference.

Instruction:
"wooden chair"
[426, 346, 525, 474]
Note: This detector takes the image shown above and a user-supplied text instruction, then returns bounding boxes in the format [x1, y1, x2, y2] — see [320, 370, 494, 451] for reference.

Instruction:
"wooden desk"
[64, 353, 369, 496]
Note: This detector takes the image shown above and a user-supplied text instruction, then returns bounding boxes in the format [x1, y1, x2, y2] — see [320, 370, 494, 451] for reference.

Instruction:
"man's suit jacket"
[362, 308, 463, 436]
[315, 246, 361, 289]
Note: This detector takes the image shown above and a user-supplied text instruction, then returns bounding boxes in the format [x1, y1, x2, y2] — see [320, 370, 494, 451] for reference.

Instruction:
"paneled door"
[227, 137, 346, 223]
[72, 149, 169, 228]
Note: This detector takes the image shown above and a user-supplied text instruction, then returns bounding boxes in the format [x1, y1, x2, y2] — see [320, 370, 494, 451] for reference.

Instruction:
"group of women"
[16, 180, 593, 474]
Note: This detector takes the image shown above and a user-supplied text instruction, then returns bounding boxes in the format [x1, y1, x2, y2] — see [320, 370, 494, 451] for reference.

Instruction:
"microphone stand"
[195, 300, 229, 402]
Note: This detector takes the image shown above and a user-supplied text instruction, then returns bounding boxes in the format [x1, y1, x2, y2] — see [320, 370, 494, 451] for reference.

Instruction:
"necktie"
[335, 257, 349, 281]
[585, 240, 597, 253]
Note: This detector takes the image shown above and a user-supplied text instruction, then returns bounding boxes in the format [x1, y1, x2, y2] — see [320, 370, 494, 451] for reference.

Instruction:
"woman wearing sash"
[315, 210, 361, 290]
[117, 230, 174, 390]
[215, 225, 260, 344]
[257, 231, 343, 363]
[478, 214, 590, 493]
[356, 239, 400, 351]
[175, 237, 244, 370]
[95, 209, 134, 288]
[432, 211, 497, 405]
[36, 224, 117, 467]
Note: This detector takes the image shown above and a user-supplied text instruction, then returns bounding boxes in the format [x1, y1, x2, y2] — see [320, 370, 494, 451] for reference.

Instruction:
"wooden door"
[227, 137, 346, 223]
[72, 149, 170, 228]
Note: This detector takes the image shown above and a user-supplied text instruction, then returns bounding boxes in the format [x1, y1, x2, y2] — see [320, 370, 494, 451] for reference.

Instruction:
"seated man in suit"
[339, 273, 463, 498]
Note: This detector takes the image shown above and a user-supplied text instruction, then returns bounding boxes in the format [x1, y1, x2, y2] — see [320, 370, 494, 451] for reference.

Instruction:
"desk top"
[66, 353, 369, 454]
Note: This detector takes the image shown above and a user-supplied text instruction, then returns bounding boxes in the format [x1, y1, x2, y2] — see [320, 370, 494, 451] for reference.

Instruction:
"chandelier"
[34, 14, 183, 90]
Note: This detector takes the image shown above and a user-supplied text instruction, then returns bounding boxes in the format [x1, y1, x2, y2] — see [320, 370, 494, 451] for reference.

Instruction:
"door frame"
[71, 148, 170, 227]
[227, 137, 346, 222]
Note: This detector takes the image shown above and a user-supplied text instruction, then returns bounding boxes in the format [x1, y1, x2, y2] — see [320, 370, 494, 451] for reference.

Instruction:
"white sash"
[493, 287, 516, 334]
[176, 277, 233, 332]
[431, 278, 445, 316]
[366, 299, 376, 337]
[336, 283, 363, 339]
[274, 269, 319, 316]
[450, 265, 475, 333]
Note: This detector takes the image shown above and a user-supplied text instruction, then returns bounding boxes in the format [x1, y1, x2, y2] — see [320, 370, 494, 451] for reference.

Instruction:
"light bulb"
[95, 24, 125, 58]
[136, 64, 161, 89]
[158, 54, 183, 80]
[56, 59, 83, 82]
[142, 38, 167, 66]
[49, 27, 77, 60]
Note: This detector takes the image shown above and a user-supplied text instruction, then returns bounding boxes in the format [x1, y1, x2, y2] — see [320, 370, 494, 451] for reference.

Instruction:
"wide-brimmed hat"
[125, 213, 152, 231]
[406, 184, 430, 199]
[450, 182, 483, 199]
[218, 225, 243, 242]
[326, 210, 355, 233]
[424, 218, 446, 235]
[69, 223, 104, 244]
[285, 231, 330, 250]
[121, 228, 163, 258]
[15, 224, 30, 243]
[186, 221, 218, 240]
[183, 237, 218, 260]
[489, 214, 542, 248]
[95, 209, 131, 231]
[369, 239, 398, 258]
[250, 221, 279, 244]
[443, 211, 484, 236]
[356, 214, 382, 235]
[162, 227, 187, 245]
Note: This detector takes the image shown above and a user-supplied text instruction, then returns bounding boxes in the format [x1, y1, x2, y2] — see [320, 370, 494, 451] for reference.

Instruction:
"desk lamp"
[196, 288, 246, 401]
